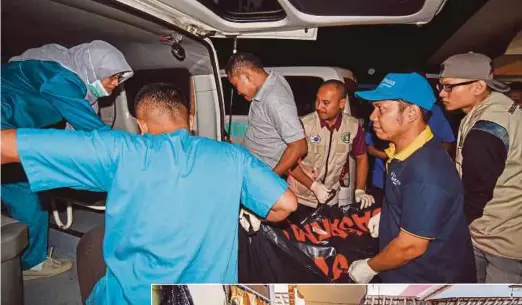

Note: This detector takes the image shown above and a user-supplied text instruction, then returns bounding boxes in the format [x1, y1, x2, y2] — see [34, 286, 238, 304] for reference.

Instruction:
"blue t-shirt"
[1, 60, 107, 131]
[379, 138, 476, 283]
[17, 128, 287, 305]
[366, 104, 455, 189]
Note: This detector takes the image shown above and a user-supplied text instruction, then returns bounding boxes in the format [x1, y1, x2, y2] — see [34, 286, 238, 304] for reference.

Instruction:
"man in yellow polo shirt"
[348, 73, 476, 283]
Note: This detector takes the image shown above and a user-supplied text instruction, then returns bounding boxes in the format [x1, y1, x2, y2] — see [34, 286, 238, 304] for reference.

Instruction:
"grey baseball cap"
[439, 52, 510, 93]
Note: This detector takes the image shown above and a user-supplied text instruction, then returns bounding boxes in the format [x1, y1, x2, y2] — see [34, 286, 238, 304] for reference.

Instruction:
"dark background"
[211, 0, 492, 84]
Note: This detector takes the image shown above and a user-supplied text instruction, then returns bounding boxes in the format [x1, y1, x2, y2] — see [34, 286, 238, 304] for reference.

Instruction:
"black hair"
[224, 52, 264, 77]
[134, 82, 189, 120]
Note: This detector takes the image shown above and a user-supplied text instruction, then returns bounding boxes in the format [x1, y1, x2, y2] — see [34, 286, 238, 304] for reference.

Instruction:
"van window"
[124, 69, 191, 117]
[222, 75, 323, 116]
[351, 84, 378, 128]
[287, 0, 425, 16]
[287, 76, 323, 116]
[346, 79, 373, 120]
[197, 0, 286, 22]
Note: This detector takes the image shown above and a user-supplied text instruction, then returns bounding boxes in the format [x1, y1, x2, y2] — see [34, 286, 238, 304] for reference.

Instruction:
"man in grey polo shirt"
[226, 53, 309, 232]
[225, 53, 307, 176]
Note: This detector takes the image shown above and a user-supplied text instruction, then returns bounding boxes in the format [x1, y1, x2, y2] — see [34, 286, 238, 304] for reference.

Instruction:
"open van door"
[116, 0, 448, 40]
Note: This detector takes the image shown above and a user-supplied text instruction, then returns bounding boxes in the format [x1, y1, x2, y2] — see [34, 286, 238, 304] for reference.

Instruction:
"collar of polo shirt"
[385, 126, 434, 162]
[252, 71, 275, 102]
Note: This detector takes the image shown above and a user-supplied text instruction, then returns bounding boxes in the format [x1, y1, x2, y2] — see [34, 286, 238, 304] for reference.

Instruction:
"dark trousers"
[76, 226, 106, 304]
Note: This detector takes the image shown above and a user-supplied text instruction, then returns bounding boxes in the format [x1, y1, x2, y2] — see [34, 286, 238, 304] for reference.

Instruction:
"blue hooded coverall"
[1, 60, 109, 268]
[1, 40, 133, 269]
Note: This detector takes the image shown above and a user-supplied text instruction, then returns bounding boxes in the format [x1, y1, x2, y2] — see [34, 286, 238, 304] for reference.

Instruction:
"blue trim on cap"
[355, 90, 398, 102]
[355, 73, 435, 111]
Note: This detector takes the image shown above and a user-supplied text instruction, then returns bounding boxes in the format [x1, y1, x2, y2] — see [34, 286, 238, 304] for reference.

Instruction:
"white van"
[2, 0, 449, 223]
[2, 0, 448, 303]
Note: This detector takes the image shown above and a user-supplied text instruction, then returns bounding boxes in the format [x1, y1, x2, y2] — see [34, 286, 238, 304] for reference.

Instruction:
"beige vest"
[456, 92, 522, 259]
[288, 112, 359, 207]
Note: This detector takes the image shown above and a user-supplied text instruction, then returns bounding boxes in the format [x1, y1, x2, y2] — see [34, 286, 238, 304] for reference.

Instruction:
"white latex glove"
[239, 209, 261, 233]
[355, 189, 375, 209]
[368, 212, 381, 238]
[310, 181, 333, 204]
[348, 258, 378, 283]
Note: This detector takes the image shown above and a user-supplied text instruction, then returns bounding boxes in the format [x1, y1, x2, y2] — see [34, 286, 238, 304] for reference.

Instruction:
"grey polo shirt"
[243, 72, 305, 169]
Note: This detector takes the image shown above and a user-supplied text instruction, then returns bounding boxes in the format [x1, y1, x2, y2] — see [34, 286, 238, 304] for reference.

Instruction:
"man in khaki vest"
[438, 52, 522, 283]
[288, 80, 375, 211]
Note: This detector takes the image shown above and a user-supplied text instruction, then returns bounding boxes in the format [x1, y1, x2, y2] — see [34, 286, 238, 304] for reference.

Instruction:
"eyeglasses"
[436, 80, 477, 92]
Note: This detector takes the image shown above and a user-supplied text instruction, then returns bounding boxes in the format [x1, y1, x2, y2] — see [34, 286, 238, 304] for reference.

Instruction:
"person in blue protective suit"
[1, 83, 298, 305]
[1, 40, 133, 279]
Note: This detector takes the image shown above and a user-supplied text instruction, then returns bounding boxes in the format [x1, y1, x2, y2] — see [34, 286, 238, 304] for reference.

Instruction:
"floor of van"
[24, 251, 81, 305]
[23, 206, 104, 305]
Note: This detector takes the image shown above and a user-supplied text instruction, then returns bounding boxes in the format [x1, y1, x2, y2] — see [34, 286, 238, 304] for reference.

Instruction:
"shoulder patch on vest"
[341, 132, 351, 144]
[310, 134, 321, 144]
[472, 120, 509, 151]
[508, 102, 521, 114]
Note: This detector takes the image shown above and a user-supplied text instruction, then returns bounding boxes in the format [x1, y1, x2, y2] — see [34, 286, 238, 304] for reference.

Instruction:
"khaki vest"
[456, 92, 522, 259]
[288, 112, 359, 207]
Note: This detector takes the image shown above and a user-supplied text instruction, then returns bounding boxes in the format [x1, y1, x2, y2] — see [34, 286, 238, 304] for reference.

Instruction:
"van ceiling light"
[160, 34, 186, 61]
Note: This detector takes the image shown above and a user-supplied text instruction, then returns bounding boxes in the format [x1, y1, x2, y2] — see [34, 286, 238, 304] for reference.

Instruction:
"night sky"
[211, 0, 490, 84]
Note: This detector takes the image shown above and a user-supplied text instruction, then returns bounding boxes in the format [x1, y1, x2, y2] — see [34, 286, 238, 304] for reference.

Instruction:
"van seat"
[1, 214, 28, 305]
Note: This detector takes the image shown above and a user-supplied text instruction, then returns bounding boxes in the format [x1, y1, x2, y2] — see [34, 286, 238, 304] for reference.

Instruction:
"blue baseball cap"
[355, 72, 436, 111]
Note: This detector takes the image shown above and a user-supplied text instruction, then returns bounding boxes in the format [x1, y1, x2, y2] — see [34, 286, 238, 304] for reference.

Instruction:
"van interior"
[2, 0, 224, 303]
[2, 0, 225, 139]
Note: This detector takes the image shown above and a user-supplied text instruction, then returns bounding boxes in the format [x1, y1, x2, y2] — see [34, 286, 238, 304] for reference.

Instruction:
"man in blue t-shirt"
[348, 73, 476, 283]
[366, 103, 455, 191]
[1, 83, 297, 305]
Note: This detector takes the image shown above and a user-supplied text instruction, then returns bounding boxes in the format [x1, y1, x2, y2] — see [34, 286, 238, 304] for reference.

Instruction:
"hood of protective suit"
[10, 40, 134, 101]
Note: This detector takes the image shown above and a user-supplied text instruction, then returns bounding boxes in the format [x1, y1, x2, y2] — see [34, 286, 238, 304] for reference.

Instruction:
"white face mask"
[87, 80, 110, 99]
